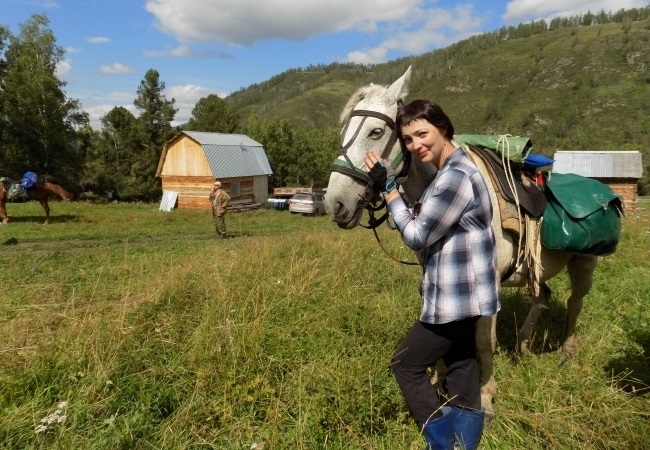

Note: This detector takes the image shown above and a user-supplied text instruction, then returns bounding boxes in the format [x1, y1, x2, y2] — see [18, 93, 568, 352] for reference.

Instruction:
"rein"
[365, 206, 420, 266]
[331, 104, 419, 266]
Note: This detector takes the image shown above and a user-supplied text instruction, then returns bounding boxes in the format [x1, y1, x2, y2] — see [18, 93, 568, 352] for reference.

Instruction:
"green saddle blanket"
[541, 172, 623, 255]
[455, 134, 532, 163]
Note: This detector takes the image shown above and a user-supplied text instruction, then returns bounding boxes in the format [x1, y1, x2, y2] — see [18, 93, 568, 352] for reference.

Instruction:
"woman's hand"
[364, 151, 396, 194]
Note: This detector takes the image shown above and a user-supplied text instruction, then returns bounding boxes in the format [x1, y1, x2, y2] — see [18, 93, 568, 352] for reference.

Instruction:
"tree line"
[0, 14, 337, 201]
[2, 10, 648, 200]
[0, 15, 178, 200]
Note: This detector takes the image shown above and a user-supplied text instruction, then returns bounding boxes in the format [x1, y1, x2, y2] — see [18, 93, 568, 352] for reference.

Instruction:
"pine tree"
[131, 69, 178, 199]
[185, 94, 240, 133]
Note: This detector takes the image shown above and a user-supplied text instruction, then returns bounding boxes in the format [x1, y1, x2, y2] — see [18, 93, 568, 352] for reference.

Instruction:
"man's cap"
[214, 181, 221, 186]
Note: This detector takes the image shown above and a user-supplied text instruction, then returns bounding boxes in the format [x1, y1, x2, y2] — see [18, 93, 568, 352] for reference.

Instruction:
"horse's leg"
[431, 359, 447, 390]
[476, 314, 497, 424]
[431, 316, 497, 423]
[517, 283, 552, 354]
[40, 198, 50, 224]
[562, 254, 599, 359]
[0, 200, 7, 224]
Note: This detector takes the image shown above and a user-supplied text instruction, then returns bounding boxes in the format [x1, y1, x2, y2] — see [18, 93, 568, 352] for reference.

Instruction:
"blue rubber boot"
[451, 406, 484, 450]
[421, 406, 454, 450]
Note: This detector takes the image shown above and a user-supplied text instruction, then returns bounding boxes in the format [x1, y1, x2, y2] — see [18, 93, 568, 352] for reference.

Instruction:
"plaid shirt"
[389, 147, 500, 324]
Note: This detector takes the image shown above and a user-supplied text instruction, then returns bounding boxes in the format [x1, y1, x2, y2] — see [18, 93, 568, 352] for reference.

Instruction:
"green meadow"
[0, 199, 648, 449]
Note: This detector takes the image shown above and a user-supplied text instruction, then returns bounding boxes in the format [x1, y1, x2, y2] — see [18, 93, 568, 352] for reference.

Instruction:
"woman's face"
[400, 118, 448, 166]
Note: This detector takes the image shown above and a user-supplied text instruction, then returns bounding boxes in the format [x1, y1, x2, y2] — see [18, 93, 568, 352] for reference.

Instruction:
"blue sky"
[3, 0, 647, 128]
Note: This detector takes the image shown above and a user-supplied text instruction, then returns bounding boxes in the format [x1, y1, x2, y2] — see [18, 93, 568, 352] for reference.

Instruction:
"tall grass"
[0, 200, 648, 449]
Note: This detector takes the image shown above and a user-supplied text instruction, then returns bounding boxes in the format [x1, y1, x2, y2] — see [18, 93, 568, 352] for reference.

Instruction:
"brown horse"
[0, 179, 74, 224]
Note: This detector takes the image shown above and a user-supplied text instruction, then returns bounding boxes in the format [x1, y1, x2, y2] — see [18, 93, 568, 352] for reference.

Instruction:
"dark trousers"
[391, 316, 480, 425]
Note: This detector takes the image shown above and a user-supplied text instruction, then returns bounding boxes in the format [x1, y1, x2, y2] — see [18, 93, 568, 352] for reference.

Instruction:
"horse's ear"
[387, 66, 411, 102]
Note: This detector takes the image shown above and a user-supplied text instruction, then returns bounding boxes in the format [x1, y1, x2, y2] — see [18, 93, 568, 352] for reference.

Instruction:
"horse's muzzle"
[326, 200, 364, 229]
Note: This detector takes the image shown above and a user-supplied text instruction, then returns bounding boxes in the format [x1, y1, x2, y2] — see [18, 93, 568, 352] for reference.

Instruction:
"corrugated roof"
[203, 144, 272, 178]
[183, 130, 262, 147]
[182, 131, 272, 178]
[552, 151, 642, 178]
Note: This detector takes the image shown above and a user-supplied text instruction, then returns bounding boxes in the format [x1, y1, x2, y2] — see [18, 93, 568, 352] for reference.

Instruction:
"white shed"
[552, 151, 642, 212]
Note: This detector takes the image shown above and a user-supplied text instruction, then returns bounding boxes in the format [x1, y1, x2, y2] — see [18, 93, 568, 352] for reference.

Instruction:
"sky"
[2, 0, 647, 129]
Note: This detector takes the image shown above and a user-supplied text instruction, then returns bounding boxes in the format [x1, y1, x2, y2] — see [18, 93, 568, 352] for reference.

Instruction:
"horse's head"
[325, 66, 412, 229]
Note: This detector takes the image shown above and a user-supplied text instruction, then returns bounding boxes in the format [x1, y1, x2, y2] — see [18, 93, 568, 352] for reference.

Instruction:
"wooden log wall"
[161, 176, 256, 211]
[597, 178, 639, 213]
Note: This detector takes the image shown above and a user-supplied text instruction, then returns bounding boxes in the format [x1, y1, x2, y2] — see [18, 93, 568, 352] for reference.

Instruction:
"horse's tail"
[44, 182, 74, 201]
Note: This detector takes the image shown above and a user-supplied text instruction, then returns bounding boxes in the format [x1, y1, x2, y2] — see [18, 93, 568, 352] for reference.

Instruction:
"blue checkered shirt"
[388, 147, 500, 324]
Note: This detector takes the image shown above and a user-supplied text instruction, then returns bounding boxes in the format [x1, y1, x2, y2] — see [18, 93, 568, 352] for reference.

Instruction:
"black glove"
[368, 161, 396, 194]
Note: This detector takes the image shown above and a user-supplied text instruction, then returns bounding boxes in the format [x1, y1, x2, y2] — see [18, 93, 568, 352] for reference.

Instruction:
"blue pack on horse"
[324, 66, 623, 421]
[0, 172, 74, 224]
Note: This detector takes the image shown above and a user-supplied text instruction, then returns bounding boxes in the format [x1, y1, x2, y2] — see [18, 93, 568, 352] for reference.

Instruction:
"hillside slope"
[226, 18, 649, 156]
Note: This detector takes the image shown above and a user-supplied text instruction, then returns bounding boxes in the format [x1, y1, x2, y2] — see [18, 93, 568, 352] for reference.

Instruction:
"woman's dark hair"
[396, 99, 455, 138]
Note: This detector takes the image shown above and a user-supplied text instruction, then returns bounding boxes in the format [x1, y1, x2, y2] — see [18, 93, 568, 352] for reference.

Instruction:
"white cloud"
[346, 5, 484, 64]
[503, 0, 649, 24]
[145, 0, 421, 45]
[87, 36, 111, 44]
[83, 85, 222, 129]
[100, 63, 134, 74]
[85, 102, 137, 130]
[165, 84, 228, 126]
[39, 1, 60, 8]
[56, 59, 71, 77]
[143, 44, 231, 59]
[65, 46, 82, 54]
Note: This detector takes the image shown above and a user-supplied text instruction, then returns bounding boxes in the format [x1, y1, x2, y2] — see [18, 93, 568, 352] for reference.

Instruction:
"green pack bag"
[541, 172, 622, 255]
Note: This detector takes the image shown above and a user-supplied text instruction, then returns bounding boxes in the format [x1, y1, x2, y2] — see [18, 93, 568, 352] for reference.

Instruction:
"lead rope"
[497, 134, 525, 268]
[367, 208, 420, 266]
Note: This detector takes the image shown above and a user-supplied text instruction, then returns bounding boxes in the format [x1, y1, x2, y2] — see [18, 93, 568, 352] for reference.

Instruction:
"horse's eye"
[369, 128, 385, 139]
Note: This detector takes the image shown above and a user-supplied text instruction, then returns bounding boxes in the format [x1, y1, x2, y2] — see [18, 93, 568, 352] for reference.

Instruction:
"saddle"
[464, 144, 547, 236]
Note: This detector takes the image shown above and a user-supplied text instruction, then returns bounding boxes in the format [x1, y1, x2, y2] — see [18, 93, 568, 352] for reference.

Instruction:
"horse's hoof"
[517, 339, 531, 355]
[483, 410, 496, 429]
[558, 346, 576, 366]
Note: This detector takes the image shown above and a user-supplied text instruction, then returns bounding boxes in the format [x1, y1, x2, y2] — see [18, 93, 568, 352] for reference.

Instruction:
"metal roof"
[182, 131, 273, 178]
[183, 131, 262, 147]
[552, 151, 642, 178]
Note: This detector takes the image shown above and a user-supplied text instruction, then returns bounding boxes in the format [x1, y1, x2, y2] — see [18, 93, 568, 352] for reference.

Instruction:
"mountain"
[226, 13, 649, 158]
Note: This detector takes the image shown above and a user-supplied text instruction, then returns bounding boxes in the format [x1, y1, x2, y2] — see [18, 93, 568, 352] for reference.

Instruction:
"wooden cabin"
[552, 150, 643, 213]
[156, 131, 273, 210]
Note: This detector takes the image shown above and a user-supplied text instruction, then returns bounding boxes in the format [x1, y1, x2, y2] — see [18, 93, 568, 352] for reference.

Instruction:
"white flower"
[35, 401, 68, 434]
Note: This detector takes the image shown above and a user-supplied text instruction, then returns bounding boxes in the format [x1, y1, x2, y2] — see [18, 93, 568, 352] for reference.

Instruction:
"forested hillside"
[1, 9, 648, 199]
[228, 10, 649, 190]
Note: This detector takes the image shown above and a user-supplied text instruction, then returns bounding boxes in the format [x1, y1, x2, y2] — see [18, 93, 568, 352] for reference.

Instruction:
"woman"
[364, 99, 500, 450]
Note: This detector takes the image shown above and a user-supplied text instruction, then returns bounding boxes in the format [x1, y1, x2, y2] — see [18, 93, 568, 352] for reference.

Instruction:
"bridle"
[330, 103, 419, 266]
[331, 105, 411, 219]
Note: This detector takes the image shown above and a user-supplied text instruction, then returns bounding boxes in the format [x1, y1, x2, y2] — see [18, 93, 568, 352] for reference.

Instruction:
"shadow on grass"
[604, 329, 650, 396]
[3, 214, 79, 224]
[221, 231, 254, 238]
[496, 287, 568, 358]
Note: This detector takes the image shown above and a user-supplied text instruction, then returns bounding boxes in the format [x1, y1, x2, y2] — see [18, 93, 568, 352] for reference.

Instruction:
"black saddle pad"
[468, 145, 547, 217]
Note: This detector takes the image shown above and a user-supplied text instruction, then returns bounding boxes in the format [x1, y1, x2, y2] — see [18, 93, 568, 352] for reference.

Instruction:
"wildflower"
[35, 401, 68, 434]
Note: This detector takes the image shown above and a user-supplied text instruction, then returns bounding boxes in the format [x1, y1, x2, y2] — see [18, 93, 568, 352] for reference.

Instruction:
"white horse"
[324, 66, 604, 419]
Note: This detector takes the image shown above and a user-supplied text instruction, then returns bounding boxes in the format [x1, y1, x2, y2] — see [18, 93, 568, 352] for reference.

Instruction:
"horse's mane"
[339, 84, 401, 125]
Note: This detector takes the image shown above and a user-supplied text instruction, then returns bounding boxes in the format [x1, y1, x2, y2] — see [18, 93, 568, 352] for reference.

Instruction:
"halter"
[331, 105, 411, 209]
[330, 103, 419, 266]
[333, 109, 407, 183]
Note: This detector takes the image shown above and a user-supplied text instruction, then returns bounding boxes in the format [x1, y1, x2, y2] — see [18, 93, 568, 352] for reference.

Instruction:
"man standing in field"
[209, 180, 230, 238]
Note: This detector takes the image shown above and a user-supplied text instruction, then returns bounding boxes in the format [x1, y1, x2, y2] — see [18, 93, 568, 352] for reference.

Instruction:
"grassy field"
[0, 199, 648, 449]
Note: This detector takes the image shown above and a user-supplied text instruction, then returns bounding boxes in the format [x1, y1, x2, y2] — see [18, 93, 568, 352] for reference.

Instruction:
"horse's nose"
[325, 200, 343, 218]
